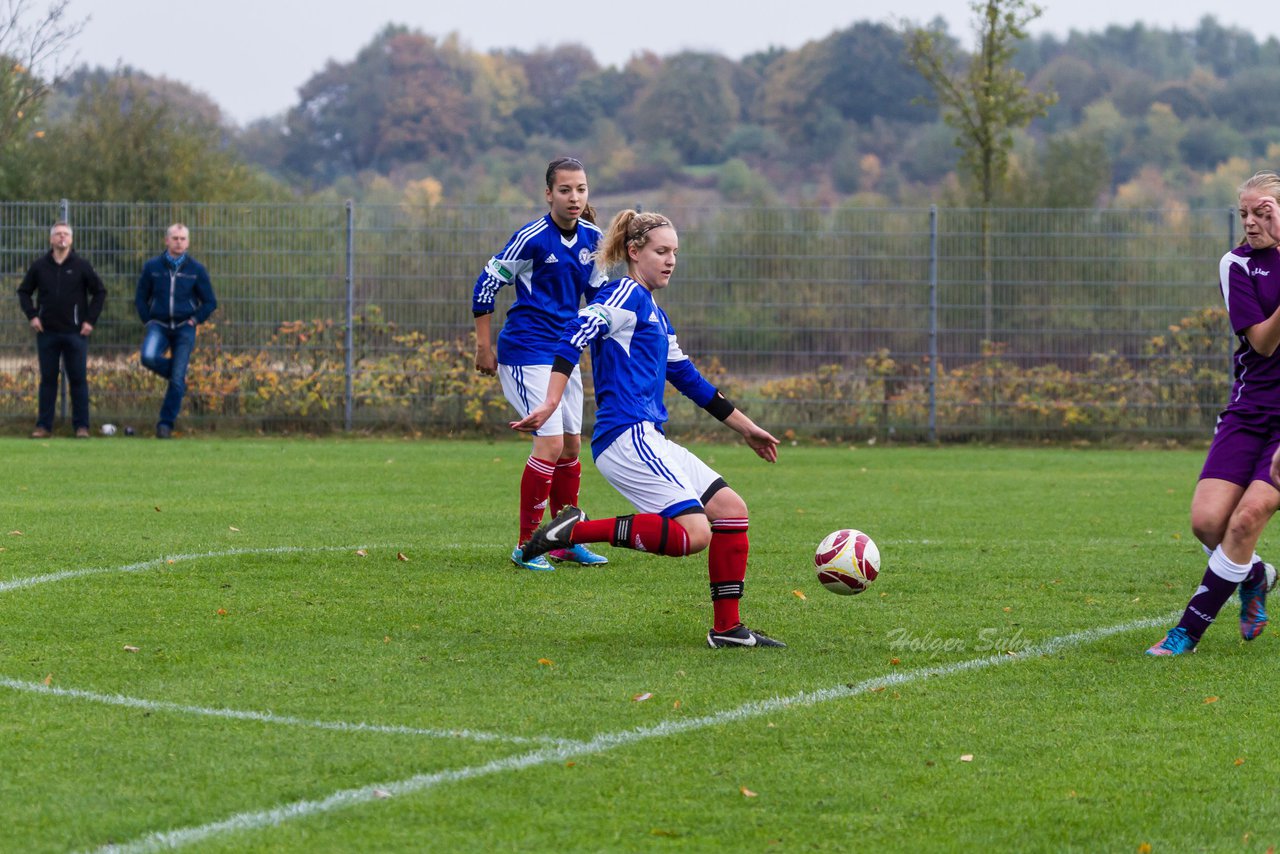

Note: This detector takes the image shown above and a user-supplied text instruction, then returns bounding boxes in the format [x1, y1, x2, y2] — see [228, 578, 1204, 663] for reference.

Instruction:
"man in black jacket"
[17, 221, 107, 438]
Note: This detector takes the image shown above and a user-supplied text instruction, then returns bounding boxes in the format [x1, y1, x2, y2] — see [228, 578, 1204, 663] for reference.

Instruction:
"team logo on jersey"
[544, 253, 559, 264]
[578, 248, 591, 264]
[583, 305, 611, 328]
[1252, 267, 1270, 276]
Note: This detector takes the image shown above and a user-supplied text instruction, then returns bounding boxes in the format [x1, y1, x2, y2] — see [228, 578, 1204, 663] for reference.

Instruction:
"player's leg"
[1230, 435, 1280, 639]
[1189, 475, 1277, 637]
[522, 422, 705, 560]
[692, 456, 784, 649]
[1151, 414, 1275, 654]
[499, 363, 564, 570]
[545, 375, 608, 566]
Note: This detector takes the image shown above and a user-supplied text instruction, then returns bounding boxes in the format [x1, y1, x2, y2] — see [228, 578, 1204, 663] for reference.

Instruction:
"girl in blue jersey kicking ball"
[512, 209, 785, 648]
[472, 157, 610, 571]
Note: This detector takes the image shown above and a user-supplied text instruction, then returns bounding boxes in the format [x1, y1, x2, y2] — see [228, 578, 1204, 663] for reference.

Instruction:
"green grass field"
[2, 436, 1278, 852]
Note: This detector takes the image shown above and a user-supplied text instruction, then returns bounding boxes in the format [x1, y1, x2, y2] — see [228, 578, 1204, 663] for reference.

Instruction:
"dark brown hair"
[545, 157, 596, 224]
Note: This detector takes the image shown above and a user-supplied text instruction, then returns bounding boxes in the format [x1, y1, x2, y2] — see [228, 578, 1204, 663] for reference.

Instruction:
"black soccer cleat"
[707, 624, 786, 648]
[521, 505, 586, 562]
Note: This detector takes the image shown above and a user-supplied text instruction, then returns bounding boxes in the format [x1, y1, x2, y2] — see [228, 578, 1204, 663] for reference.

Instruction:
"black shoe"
[707, 624, 786, 648]
[521, 505, 586, 562]
[156, 424, 172, 439]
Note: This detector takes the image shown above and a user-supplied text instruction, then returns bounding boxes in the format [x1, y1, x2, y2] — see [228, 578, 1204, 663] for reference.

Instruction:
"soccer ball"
[814, 529, 880, 595]
[100, 423, 117, 436]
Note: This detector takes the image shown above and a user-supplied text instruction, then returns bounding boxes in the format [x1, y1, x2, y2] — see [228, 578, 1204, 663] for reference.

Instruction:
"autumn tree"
[29, 75, 280, 201]
[760, 22, 930, 151]
[281, 27, 527, 187]
[906, 0, 1056, 340]
[628, 52, 740, 164]
[509, 45, 598, 139]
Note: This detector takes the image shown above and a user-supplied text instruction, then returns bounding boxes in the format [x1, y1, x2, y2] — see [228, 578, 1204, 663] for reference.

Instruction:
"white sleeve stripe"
[502, 219, 549, 260]
[568, 311, 608, 351]
[603, 278, 636, 309]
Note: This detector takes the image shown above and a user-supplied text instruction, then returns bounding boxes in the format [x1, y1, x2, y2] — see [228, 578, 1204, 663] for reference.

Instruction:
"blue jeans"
[35, 331, 89, 430]
[140, 321, 197, 428]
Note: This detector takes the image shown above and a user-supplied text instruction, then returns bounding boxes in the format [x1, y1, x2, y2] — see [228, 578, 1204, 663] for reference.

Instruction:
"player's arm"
[666, 342, 778, 463]
[473, 312, 496, 375]
[722, 407, 779, 463]
[510, 360, 572, 433]
[1226, 259, 1280, 356]
[1244, 316, 1280, 358]
[510, 303, 613, 432]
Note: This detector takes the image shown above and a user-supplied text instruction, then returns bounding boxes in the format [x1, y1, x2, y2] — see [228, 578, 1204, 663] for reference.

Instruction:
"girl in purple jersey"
[511, 210, 785, 648]
[1148, 171, 1280, 655]
[472, 158, 608, 571]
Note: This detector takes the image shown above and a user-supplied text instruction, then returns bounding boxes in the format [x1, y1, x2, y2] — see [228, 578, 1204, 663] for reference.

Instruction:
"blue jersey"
[1219, 244, 1280, 412]
[472, 213, 606, 366]
[553, 276, 719, 458]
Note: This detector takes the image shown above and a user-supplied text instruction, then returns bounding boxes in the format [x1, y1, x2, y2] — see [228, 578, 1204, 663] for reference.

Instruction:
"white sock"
[1209, 546, 1252, 583]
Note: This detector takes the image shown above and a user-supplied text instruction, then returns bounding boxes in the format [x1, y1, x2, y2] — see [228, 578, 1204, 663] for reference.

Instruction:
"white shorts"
[499, 363, 584, 437]
[595, 422, 722, 517]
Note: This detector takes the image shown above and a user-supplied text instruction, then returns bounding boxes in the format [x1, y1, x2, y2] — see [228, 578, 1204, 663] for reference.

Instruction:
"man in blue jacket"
[135, 223, 217, 438]
[17, 221, 106, 439]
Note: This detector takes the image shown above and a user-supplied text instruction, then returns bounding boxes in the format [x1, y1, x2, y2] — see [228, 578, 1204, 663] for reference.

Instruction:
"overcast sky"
[64, 0, 1272, 125]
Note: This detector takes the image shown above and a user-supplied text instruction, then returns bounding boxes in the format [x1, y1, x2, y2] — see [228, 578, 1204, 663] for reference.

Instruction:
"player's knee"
[1190, 512, 1225, 548]
[532, 435, 564, 461]
[677, 513, 712, 552]
[706, 488, 748, 523]
[1228, 502, 1273, 543]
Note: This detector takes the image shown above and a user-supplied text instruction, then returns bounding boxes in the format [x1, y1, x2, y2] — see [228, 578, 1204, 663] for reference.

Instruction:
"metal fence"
[0, 200, 1241, 440]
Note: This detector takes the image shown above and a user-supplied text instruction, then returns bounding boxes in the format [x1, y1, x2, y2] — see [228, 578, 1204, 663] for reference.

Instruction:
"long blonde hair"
[595, 209, 675, 270]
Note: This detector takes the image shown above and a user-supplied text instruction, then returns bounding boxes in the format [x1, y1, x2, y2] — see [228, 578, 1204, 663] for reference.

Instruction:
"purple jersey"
[1219, 245, 1280, 412]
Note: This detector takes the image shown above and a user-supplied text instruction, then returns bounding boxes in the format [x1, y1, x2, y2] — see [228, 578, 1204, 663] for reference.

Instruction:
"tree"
[30, 76, 280, 202]
[0, 0, 84, 194]
[280, 27, 525, 186]
[628, 52, 740, 164]
[509, 45, 598, 139]
[759, 22, 931, 149]
[906, 0, 1057, 340]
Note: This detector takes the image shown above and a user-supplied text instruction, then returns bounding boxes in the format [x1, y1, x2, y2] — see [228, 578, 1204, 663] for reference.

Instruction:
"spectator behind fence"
[17, 221, 106, 439]
[135, 223, 217, 439]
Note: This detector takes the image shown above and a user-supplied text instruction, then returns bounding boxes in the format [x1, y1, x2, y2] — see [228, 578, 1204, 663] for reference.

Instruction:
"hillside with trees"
[7, 7, 1280, 209]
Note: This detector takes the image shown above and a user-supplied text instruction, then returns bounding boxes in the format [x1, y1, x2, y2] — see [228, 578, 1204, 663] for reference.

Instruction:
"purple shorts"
[1200, 408, 1280, 487]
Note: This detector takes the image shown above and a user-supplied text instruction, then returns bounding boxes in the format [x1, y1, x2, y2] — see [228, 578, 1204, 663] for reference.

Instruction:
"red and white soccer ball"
[814, 529, 880, 595]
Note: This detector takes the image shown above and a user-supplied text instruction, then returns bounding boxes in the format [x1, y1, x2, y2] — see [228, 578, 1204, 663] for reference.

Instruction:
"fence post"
[928, 205, 938, 445]
[58, 198, 70, 425]
[344, 199, 355, 432]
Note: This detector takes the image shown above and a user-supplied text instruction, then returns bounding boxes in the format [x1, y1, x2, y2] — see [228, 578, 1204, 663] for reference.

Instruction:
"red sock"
[550, 457, 581, 516]
[708, 518, 749, 632]
[571, 514, 691, 557]
[519, 456, 555, 545]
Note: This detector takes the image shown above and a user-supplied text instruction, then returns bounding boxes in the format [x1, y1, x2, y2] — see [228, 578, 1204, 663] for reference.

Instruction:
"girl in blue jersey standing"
[512, 209, 785, 648]
[473, 157, 609, 571]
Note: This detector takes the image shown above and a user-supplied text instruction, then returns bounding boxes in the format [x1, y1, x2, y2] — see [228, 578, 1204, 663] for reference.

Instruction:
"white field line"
[0, 543, 517, 595]
[0, 545, 562, 748]
[0, 546, 379, 594]
[0, 677, 578, 747]
[90, 611, 1179, 854]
